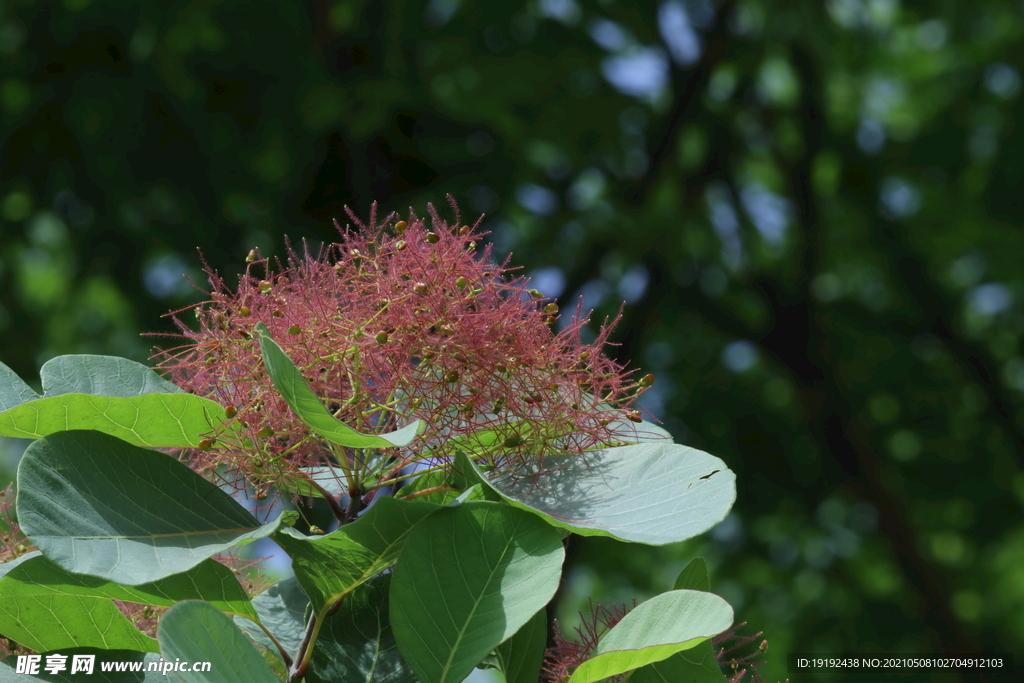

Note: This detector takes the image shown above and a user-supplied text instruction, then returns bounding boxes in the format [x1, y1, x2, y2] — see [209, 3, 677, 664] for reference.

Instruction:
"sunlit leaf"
[0, 355, 226, 447]
[390, 501, 564, 683]
[459, 443, 736, 545]
[567, 590, 733, 683]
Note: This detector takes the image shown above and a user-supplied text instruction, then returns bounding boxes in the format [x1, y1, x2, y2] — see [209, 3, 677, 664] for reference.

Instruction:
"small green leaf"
[158, 601, 282, 683]
[0, 649, 166, 682]
[0, 355, 226, 447]
[17, 430, 294, 585]
[470, 442, 736, 545]
[0, 552, 158, 653]
[390, 501, 564, 683]
[638, 558, 728, 683]
[274, 496, 440, 614]
[675, 558, 711, 593]
[567, 590, 733, 683]
[307, 574, 418, 683]
[256, 322, 422, 449]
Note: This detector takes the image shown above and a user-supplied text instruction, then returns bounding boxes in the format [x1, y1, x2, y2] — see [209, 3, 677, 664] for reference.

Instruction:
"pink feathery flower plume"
[153, 199, 652, 495]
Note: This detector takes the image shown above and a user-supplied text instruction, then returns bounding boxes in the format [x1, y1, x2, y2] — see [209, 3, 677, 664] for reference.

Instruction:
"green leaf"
[675, 558, 711, 593]
[483, 609, 547, 683]
[255, 322, 422, 448]
[235, 577, 309, 660]
[0, 355, 226, 447]
[17, 430, 296, 585]
[0, 552, 257, 621]
[0, 552, 158, 653]
[158, 601, 282, 683]
[390, 501, 564, 683]
[566, 590, 733, 683]
[470, 442, 736, 545]
[274, 495, 440, 614]
[307, 574, 418, 683]
[38, 355, 182, 397]
[0, 649, 167, 682]
[635, 558, 728, 683]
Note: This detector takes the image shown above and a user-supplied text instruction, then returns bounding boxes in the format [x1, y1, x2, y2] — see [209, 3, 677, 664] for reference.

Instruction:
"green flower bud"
[258, 280, 272, 293]
[544, 303, 559, 314]
[413, 282, 429, 295]
[528, 289, 543, 299]
[503, 433, 524, 448]
[639, 373, 655, 388]
[246, 249, 258, 263]
[425, 232, 440, 244]
[455, 276, 468, 290]
[288, 325, 301, 335]
[395, 220, 408, 234]
[375, 330, 389, 344]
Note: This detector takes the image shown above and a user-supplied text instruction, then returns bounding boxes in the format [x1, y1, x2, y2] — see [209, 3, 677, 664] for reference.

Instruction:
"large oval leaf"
[17, 430, 296, 585]
[256, 322, 422, 449]
[568, 590, 733, 683]
[0, 355, 226, 447]
[390, 501, 564, 683]
[158, 601, 282, 683]
[465, 442, 736, 545]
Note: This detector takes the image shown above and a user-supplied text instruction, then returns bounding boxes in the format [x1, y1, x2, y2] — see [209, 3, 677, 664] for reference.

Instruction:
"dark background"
[2, 1, 1023, 681]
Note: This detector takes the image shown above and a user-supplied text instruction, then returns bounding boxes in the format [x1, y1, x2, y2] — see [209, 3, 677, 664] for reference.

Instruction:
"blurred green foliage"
[2, 0, 1024, 681]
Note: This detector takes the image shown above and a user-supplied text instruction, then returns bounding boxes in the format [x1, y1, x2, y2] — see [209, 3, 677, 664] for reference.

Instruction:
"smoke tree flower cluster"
[156, 201, 651, 498]
[0, 199, 750, 683]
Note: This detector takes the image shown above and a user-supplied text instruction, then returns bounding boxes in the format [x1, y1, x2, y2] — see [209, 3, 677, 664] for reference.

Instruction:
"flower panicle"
[153, 199, 647, 490]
